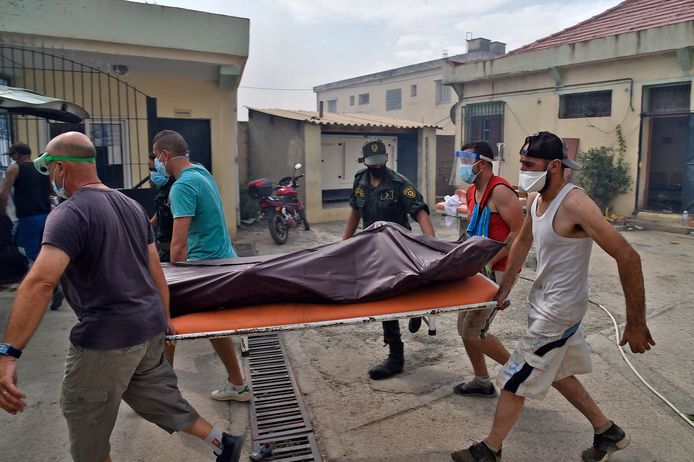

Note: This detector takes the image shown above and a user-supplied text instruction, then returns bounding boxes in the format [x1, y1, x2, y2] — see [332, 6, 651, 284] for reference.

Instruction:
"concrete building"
[314, 38, 505, 198]
[247, 108, 439, 224]
[443, 0, 694, 217]
[0, 0, 248, 232]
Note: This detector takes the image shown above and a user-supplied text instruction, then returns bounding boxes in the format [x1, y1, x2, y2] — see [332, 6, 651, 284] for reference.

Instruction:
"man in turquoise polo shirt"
[153, 130, 249, 402]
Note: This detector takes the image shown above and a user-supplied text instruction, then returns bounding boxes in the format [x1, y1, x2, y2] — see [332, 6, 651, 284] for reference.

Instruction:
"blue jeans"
[15, 214, 48, 262]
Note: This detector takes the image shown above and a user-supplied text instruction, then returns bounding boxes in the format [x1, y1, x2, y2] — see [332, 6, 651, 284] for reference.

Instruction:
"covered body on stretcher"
[163, 222, 504, 341]
[167, 274, 499, 341]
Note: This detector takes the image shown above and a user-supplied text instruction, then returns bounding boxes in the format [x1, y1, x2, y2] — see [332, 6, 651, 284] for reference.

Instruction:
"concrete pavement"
[1, 217, 693, 461]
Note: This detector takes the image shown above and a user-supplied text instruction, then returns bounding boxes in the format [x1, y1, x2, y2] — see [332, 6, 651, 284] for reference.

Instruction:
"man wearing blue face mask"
[452, 141, 523, 399]
[152, 130, 250, 404]
[148, 152, 175, 262]
[452, 131, 655, 462]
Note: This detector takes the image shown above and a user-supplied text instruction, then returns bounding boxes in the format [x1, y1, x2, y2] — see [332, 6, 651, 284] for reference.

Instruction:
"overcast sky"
[131, 0, 622, 120]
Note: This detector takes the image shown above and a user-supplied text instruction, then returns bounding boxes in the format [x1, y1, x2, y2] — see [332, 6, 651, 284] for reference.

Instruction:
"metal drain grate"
[244, 333, 322, 461]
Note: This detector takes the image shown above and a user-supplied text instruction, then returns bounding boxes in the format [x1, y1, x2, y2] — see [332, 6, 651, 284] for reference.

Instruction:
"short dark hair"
[461, 141, 494, 163]
[8, 142, 31, 157]
[153, 130, 188, 157]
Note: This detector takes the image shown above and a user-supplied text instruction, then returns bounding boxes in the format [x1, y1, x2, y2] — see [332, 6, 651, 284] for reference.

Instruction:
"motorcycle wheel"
[268, 213, 289, 245]
[298, 209, 310, 231]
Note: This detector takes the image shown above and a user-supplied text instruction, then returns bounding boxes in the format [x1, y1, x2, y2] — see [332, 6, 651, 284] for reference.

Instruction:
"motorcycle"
[247, 163, 310, 245]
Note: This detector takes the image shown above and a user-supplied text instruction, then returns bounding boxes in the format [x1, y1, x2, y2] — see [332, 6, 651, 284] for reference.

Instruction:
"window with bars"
[327, 99, 337, 113]
[90, 121, 125, 165]
[648, 84, 691, 114]
[349, 95, 355, 106]
[435, 79, 451, 105]
[559, 91, 612, 118]
[464, 101, 504, 157]
[358, 93, 369, 105]
[386, 88, 401, 111]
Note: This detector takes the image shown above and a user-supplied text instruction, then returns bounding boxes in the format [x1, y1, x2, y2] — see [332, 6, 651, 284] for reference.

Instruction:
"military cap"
[362, 139, 387, 166]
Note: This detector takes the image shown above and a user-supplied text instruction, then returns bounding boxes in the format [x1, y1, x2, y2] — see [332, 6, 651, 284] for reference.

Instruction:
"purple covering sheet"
[163, 222, 503, 317]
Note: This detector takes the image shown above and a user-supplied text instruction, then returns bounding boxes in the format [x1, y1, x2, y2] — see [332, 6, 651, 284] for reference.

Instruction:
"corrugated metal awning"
[247, 107, 441, 129]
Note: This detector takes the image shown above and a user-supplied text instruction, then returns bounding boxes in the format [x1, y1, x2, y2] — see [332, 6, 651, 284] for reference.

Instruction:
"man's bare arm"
[494, 193, 536, 309]
[0, 245, 69, 414]
[170, 216, 192, 262]
[415, 209, 435, 237]
[486, 186, 524, 268]
[0, 164, 18, 214]
[343, 209, 360, 240]
[147, 243, 171, 323]
[2, 245, 69, 349]
[568, 190, 653, 353]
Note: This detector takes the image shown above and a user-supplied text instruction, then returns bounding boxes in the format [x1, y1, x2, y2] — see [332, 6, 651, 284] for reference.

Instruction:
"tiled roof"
[247, 108, 441, 129]
[508, 0, 694, 55]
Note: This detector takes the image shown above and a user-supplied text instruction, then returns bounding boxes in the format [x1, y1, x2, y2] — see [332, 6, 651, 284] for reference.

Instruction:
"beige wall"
[316, 69, 456, 135]
[453, 52, 693, 215]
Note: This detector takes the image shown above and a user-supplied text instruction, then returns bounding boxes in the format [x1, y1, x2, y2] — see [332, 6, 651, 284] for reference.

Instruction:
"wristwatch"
[0, 343, 22, 359]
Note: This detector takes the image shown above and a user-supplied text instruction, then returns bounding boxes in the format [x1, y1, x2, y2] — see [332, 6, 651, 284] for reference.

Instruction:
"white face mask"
[518, 170, 547, 193]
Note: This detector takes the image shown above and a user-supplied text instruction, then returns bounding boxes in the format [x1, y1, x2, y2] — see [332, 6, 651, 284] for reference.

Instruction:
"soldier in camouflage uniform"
[342, 139, 435, 380]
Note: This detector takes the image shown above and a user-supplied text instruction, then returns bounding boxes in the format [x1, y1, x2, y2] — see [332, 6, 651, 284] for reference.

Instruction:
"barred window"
[560, 91, 611, 118]
[386, 89, 401, 111]
[358, 93, 370, 105]
[435, 79, 451, 104]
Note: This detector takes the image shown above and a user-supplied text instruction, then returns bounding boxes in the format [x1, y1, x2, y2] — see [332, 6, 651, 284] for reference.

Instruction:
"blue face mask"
[154, 157, 169, 178]
[150, 170, 169, 187]
[459, 163, 480, 184]
[52, 169, 68, 200]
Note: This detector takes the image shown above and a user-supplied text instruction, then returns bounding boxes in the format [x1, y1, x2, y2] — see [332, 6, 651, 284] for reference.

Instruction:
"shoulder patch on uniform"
[403, 186, 417, 199]
[355, 187, 365, 198]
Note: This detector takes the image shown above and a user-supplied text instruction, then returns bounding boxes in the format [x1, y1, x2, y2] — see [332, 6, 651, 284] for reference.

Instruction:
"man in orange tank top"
[453, 141, 523, 399]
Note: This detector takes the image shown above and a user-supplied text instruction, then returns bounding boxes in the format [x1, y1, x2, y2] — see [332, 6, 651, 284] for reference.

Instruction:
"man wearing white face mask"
[452, 132, 655, 462]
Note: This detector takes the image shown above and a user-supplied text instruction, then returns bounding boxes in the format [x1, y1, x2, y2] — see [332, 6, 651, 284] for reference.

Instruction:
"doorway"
[643, 83, 692, 212]
[155, 118, 212, 173]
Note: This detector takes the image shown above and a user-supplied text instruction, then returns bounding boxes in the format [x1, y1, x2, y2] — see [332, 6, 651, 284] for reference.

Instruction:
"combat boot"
[368, 341, 404, 380]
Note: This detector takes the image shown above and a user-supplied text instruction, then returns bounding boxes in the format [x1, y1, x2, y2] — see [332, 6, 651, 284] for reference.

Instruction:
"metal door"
[155, 118, 212, 173]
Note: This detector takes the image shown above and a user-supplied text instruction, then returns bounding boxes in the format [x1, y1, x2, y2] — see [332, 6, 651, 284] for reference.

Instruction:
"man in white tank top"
[452, 132, 655, 462]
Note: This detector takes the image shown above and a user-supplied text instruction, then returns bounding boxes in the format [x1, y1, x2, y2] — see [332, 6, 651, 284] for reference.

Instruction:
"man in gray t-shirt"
[0, 132, 244, 462]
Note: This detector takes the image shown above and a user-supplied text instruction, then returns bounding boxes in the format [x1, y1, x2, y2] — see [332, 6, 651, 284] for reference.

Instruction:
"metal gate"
[0, 44, 154, 188]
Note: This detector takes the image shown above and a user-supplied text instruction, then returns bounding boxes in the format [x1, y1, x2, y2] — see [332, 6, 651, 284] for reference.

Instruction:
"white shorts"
[497, 321, 592, 399]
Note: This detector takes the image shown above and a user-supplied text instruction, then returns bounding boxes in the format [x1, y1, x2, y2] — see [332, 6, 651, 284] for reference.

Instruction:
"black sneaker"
[453, 381, 497, 398]
[216, 433, 244, 462]
[451, 441, 502, 462]
[581, 422, 630, 462]
[408, 317, 422, 333]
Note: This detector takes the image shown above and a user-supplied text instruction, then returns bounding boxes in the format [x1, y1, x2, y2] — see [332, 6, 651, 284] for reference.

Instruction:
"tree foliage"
[575, 125, 632, 211]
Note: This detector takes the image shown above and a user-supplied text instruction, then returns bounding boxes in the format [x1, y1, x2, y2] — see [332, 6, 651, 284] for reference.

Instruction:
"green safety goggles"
[34, 152, 95, 175]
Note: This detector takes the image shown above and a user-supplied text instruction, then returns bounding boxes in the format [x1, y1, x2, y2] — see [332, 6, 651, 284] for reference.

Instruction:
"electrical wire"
[517, 275, 694, 428]
[590, 299, 694, 429]
[239, 85, 313, 91]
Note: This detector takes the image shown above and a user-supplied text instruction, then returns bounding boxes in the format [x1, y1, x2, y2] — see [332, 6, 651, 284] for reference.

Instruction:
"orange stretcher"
[167, 273, 499, 341]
